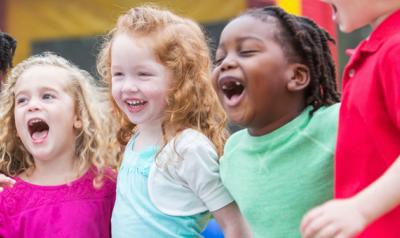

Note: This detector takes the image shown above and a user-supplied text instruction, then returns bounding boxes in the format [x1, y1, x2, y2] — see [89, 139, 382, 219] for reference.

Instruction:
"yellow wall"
[276, 0, 301, 15]
[6, 0, 246, 62]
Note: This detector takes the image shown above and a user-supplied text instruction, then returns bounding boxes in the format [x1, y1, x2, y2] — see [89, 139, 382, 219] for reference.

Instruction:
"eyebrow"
[15, 86, 59, 97]
[218, 35, 264, 49]
[236, 36, 264, 44]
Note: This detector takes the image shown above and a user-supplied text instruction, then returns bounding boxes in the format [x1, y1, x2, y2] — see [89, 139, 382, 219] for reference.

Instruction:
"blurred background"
[0, 0, 370, 84]
[0, 1, 370, 237]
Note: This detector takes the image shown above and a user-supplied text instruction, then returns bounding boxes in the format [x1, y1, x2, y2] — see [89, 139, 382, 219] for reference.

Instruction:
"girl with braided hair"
[212, 6, 340, 237]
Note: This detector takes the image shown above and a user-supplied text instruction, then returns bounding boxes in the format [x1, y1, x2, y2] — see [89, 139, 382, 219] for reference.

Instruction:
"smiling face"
[212, 15, 304, 135]
[110, 33, 171, 129]
[14, 65, 79, 163]
[321, 0, 399, 32]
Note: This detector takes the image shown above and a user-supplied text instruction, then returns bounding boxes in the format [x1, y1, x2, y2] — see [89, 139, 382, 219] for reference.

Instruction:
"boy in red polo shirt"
[301, 1, 400, 238]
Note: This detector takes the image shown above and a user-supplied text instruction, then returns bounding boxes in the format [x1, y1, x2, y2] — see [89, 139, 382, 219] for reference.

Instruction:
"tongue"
[32, 130, 48, 141]
[226, 93, 242, 106]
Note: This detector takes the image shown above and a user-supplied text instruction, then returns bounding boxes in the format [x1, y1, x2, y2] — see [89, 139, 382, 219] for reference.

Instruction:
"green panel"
[32, 36, 101, 78]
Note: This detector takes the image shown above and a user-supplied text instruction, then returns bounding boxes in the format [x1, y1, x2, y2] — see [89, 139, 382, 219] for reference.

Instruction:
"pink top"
[0, 168, 116, 238]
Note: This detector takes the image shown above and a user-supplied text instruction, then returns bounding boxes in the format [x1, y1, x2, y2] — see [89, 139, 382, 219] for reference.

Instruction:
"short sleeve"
[380, 43, 400, 129]
[175, 132, 233, 212]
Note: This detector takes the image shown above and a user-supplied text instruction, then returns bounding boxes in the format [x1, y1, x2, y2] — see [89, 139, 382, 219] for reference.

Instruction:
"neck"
[370, 3, 400, 30]
[248, 98, 306, 136]
[248, 109, 305, 136]
[371, 12, 392, 30]
[135, 119, 163, 151]
[21, 153, 84, 186]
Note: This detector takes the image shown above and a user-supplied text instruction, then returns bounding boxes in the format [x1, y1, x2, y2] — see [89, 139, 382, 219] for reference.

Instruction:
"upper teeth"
[221, 81, 242, 90]
[28, 119, 44, 126]
[127, 99, 145, 106]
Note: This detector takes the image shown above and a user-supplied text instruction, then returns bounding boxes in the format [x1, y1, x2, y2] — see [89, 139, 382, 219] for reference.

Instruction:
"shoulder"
[382, 29, 400, 49]
[307, 104, 340, 132]
[79, 168, 116, 198]
[168, 129, 218, 161]
[174, 128, 215, 150]
[311, 104, 340, 121]
[224, 129, 247, 151]
[225, 128, 247, 144]
[377, 34, 400, 64]
[154, 129, 219, 172]
[0, 179, 36, 217]
[301, 104, 340, 152]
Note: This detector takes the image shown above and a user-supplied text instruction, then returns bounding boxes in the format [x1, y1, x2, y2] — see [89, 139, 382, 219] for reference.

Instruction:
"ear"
[73, 117, 82, 129]
[286, 63, 310, 92]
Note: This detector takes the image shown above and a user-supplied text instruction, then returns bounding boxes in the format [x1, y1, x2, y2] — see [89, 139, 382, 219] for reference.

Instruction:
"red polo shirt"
[335, 10, 400, 237]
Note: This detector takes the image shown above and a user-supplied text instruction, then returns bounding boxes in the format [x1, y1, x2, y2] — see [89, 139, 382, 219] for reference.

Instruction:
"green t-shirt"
[220, 104, 339, 238]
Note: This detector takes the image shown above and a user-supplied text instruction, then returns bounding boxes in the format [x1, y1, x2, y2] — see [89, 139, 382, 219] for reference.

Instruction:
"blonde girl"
[0, 52, 119, 238]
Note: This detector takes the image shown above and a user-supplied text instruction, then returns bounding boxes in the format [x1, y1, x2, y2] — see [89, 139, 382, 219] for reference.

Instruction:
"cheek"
[151, 89, 168, 105]
[111, 84, 121, 102]
[14, 110, 24, 136]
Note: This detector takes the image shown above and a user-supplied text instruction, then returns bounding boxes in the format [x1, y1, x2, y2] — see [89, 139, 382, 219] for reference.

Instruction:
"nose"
[121, 76, 139, 93]
[219, 54, 238, 72]
[27, 98, 41, 112]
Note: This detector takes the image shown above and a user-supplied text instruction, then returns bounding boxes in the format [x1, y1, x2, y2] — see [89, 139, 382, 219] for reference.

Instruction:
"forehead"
[219, 15, 277, 44]
[111, 33, 161, 63]
[111, 33, 172, 75]
[15, 65, 71, 93]
[112, 33, 155, 56]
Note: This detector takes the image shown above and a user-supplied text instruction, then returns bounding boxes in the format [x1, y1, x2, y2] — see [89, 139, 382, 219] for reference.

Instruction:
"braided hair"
[0, 32, 17, 73]
[243, 6, 340, 111]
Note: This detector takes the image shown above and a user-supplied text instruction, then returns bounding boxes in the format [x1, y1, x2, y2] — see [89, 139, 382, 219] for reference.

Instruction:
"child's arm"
[301, 156, 400, 238]
[0, 174, 15, 192]
[212, 202, 252, 238]
[171, 130, 252, 237]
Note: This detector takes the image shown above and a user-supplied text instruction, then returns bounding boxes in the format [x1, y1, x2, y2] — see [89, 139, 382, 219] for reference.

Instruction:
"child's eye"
[42, 93, 55, 100]
[16, 97, 28, 105]
[214, 57, 224, 66]
[239, 50, 258, 56]
[138, 72, 153, 78]
[112, 72, 124, 77]
[214, 49, 226, 66]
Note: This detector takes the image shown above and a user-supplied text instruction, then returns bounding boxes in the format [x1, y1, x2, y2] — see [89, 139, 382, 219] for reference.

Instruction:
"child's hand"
[0, 174, 15, 192]
[300, 199, 367, 238]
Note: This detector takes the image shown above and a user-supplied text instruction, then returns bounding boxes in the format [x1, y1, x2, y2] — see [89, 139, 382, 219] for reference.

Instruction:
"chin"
[339, 25, 354, 33]
[228, 117, 248, 129]
[339, 21, 363, 33]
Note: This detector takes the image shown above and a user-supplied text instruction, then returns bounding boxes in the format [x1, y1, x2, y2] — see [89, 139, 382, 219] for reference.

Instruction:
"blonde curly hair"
[97, 5, 228, 156]
[0, 52, 119, 184]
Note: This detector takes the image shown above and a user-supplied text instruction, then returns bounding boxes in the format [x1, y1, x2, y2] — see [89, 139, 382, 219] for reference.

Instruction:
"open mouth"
[125, 99, 147, 107]
[28, 118, 49, 142]
[219, 77, 245, 100]
[125, 99, 148, 113]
